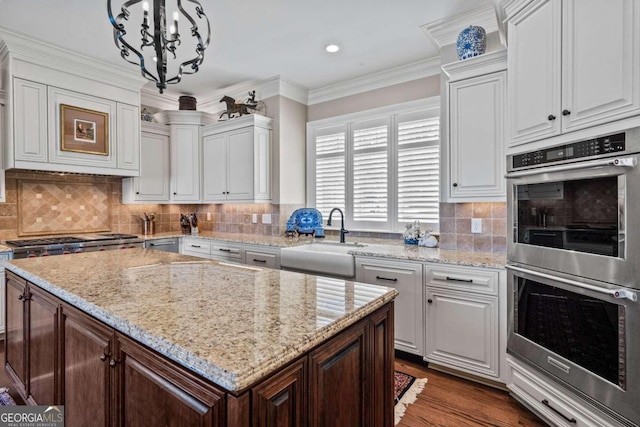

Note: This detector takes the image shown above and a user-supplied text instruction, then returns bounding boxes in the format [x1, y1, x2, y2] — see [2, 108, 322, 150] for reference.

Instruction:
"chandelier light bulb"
[173, 11, 179, 21]
[142, 1, 149, 12]
[169, 24, 176, 35]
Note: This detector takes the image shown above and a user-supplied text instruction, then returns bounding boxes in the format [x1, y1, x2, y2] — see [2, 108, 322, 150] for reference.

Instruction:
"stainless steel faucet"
[327, 208, 349, 243]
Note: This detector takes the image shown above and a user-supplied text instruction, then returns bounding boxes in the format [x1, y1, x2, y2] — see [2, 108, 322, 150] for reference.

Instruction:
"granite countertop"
[139, 232, 507, 268]
[5, 250, 397, 392]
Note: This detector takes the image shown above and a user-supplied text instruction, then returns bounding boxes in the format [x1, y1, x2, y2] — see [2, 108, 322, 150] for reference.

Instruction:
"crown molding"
[140, 87, 180, 111]
[442, 49, 507, 82]
[307, 57, 440, 106]
[0, 27, 146, 93]
[421, 4, 499, 49]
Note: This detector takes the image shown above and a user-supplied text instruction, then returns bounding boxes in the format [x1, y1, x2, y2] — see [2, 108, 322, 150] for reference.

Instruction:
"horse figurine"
[219, 95, 250, 120]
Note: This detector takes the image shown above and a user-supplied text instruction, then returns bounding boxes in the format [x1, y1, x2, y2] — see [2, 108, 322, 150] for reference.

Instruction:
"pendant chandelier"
[107, 0, 211, 94]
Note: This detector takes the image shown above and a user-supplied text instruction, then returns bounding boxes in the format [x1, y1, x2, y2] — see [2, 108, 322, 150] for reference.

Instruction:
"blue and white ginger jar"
[456, 25, 486, 60]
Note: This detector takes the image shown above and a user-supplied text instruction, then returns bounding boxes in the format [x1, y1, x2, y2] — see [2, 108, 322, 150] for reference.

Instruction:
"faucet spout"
[327, 208, 349, 243]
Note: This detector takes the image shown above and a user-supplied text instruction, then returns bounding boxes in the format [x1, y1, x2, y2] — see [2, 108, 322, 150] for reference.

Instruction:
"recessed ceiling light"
[325, 44, 340, 53]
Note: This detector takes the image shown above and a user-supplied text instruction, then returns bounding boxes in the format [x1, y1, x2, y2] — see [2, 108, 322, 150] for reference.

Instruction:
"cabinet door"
[13, 78, 48, 163]
[253, 358, 306, 427]
[245, 250, 280, 269]
[116, 334, 225, 427]
[309, 320, 368, 427]
[61, 304, 113, 427]
[116, 103, 140, 171]
[202, 134, 228, 202]
[355, 259, 423, 356]
[5, 273, 27, 397]
[425, 288, 499, 379]
[253, 127, 271, 201]
[561, 0, 640, 132]
[508, 0, 562, 146]
[135, 131, 170, 201]
[27, 285, 58, 405]
[370, 303, 394, 427]
[227, 128, 254, 200]
[448, 71, 506, 201]
[170, 125, 201, 201]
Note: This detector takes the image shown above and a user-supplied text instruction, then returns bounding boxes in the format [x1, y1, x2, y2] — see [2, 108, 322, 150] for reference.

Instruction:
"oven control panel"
[512, 133, 626, 169]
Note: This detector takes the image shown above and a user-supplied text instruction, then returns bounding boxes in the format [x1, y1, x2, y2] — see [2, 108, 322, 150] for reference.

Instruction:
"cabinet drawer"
[182, 237, 211, 258]
[245, 251, 279, 269]
[425, 264, 498, 295]
[210, 242, 244, 262]
[507, 356, 625, 427]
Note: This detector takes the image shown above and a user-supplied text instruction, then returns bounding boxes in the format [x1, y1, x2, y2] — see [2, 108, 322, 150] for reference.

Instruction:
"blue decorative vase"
[403, 238, 419, 245]
[285, 208, 325, 237]
[456, 25, 486, 60]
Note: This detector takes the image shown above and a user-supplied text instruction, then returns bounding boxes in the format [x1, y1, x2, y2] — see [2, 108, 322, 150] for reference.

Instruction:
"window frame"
[306, 97, 441, 233]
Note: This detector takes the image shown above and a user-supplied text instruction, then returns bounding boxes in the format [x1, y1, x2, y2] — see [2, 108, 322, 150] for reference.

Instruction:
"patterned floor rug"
[394, 371, 427, 425]
[0, 388, 16, 406]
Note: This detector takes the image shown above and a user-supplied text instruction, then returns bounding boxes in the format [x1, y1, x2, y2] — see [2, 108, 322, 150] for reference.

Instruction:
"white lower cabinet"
[181, 237, 212, 259]
[355, 258, 423, 356]
[507, 355, 627, 427]
[424, 264, 502, 381]
[245, 248, 280, 269]
[209, 241, 244, 263]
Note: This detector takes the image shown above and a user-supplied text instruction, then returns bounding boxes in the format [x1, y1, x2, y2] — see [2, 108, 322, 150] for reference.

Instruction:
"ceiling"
[0, 0, 492, 98]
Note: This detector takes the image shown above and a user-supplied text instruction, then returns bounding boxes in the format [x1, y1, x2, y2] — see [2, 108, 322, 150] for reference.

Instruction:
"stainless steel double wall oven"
[506, 128, 640, 426]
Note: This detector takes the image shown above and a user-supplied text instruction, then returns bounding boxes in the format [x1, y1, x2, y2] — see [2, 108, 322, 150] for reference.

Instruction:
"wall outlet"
[471, 218, 482, 234]
[262, 214, 272, 224]
[252, 214, 258, 223]
[206, 212, 211, 221]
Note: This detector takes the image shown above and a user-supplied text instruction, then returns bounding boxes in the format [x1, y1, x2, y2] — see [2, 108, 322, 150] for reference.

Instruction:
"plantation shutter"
[352, 119, 389, 223]
[397, 112, 440, 224]
[314, 127, 346, 219]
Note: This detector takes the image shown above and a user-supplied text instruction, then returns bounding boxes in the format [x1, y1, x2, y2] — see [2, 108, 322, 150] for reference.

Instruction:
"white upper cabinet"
[507, 0, 640, 148]
[123, 123, 170, 203]
[170, 125, 201, 201]
[13, 79, 48, 163]
[442, 50, 507, 202]
[202, 114, 272, 204]
[116, 103, 140, 171]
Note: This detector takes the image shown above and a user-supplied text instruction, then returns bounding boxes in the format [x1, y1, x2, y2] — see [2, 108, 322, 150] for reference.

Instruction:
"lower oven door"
[507, 264, 639, 425]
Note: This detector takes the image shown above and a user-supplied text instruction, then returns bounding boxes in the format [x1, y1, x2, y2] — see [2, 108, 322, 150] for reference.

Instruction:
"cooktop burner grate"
[5, 237, 87, 247]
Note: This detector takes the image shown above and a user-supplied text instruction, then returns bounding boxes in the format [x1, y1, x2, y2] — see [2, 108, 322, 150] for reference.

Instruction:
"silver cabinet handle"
[219, 248, 231, 252]
[190, 245, 201, 248]
[253, 259, 267, 263]
[376, 276, 397, 282]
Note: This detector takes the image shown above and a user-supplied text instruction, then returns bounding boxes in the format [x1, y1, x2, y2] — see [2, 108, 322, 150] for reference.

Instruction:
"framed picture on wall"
[60, 104, 109, 155]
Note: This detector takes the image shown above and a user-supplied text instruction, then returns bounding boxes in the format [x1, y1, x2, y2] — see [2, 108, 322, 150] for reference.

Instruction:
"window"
[307, 98, 440, 232]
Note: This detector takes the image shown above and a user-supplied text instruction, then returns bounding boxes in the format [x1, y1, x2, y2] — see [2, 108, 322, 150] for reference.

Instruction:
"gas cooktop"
[5, 233, 139, 248]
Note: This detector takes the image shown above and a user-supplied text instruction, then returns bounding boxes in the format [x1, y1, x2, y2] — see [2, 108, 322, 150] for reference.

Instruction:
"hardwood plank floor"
[395, 358, 547, 426]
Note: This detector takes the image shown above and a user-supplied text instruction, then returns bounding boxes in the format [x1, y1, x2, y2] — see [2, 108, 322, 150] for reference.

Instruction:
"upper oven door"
[507, 154, 640, 290]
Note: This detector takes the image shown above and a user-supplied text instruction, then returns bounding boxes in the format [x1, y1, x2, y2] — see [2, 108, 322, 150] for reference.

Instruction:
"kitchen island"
[4, 249, 397, 426]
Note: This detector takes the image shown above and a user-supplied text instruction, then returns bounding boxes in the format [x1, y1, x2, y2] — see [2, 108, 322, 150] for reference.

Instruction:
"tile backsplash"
[0, 171, 506, 253]
[438, 202, 507, 253]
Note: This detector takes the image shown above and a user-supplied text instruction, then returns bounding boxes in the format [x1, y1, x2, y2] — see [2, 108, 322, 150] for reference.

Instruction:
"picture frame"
[60, 104, 109, 156]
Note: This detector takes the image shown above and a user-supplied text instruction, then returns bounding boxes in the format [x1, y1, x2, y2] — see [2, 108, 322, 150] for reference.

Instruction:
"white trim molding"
[307, 58, 441, 106]
[442, 49, 507, 82]
[140, 87, 180, 111]
[421, 4, 499, 49]
[0, 28, 146, 94]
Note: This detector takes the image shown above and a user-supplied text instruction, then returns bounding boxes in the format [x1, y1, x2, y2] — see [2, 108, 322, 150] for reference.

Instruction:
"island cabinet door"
[370, 303, 394, 427]
[5, 272, 28, 398]
[27, 285, 59, 406]
[308, 320, 368, 427]
[60, 304, 114, 427]
[252, 357, 307, 427]
[115, 334, 226, 427]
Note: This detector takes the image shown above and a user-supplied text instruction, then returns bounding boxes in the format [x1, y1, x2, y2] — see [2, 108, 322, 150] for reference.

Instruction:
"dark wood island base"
[5, 270, 395, 426]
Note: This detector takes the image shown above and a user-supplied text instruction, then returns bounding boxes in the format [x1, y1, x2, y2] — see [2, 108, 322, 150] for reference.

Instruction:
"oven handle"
[505, 156, 637, 179]
[506, 265, 638, 302]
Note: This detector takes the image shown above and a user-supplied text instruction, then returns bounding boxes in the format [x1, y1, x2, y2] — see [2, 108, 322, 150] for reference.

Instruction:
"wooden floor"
[0, 340, 544, 425]
[395, 358, 547, 426]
